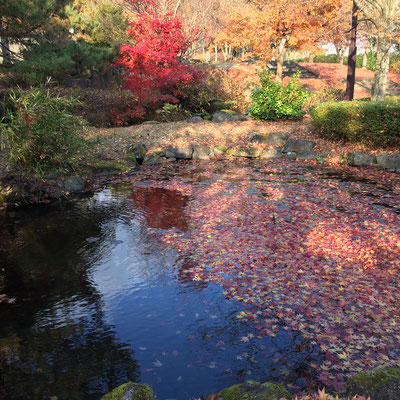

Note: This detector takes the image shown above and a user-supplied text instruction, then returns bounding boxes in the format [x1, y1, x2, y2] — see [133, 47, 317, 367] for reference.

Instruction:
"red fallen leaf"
[136, 160, 400, 390]
[142, 251, 152, 254]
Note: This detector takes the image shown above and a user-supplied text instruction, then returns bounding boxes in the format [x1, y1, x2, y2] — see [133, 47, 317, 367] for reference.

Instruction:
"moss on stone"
[101, 382, 156, 400]
[342, 367, 400, 400]
[94, 160, 130, 172]
[233, 148, 261, 158]
[125, 155, 139, 165]
[219, 380, 292, 400]
[214, 146, 228, 153]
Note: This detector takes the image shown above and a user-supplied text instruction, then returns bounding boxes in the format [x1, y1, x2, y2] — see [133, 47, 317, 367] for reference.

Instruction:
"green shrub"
[0, 85, 88, 175]
[310, 99, 400, 147]
[314, 54, 338, 63]
[249, 71, 309, 120]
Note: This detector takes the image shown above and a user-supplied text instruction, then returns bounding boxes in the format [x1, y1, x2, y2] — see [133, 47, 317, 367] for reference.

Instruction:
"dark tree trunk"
[345, 0, 358, 101]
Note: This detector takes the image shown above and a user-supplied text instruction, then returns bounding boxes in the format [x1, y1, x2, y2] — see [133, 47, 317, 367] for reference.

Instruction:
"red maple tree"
[114, 9, 200, 121]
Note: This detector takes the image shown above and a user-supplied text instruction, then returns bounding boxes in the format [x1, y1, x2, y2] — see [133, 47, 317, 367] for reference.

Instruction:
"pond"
[1, 159, 400, 400]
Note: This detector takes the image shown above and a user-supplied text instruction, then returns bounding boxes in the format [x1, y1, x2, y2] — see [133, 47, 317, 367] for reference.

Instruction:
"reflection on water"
[0, 183, 321, 400]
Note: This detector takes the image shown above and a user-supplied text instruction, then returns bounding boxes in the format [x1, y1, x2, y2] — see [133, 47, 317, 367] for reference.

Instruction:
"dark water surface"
[1, 160, 399, 400]
[0, 179, 320, 400]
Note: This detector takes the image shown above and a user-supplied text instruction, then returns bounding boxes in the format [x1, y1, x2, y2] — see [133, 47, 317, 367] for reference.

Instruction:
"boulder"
[103, 68, 114, 86]
[376, 153, 400, 172]
[283, 152, 297, 160]
[125, 143, 147, 164]
[192, 144, 214, 160]
[282, 139, 315, 154]
[342, 367, 400, 400]
[347, 152, 376, 167]
[261, 148, 282, 159]
[296, 152, 318, 161]
[77, 78, 91, 89]
[164, 147, 193, 159]
[250, 132, 289, 146]
[233, 147, 261, 158]
[61, 176, 84, 192]
[91, 74, 105, 89]
[214, 146, 228, 156]
[212, 110, 248, 123]
[63, 74, 76, 88]
[219, 380, 292, 400]
[189, 116, 204, 123]
[143, 153, 166, 165]
[101, 382, 156, 400]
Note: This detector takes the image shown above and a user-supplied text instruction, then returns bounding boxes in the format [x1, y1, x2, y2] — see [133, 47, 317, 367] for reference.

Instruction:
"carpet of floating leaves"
[129, 158, 400, 391]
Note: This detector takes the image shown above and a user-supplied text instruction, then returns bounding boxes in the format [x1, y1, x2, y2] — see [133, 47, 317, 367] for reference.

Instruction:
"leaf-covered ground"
[127, 159, 400, 391]
[86, 119, 399, 164]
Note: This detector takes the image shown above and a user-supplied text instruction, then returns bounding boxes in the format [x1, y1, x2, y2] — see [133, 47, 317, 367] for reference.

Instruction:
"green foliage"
[313, 54, 338, 63]
[0, 85, 88, 175]
[66, 0, 128, 47]
[0, 0, 70, 40]
[3, 1, 126, 84]
[11, 39, 118, 85]
[310, 99, 400, 148]
[249, 71, 309, 120]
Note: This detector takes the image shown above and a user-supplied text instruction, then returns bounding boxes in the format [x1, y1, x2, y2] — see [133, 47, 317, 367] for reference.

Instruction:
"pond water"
[1, 159, 400, 400]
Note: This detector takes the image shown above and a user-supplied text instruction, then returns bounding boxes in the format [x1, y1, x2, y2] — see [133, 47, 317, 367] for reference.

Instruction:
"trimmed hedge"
[310, 99, 400, 148]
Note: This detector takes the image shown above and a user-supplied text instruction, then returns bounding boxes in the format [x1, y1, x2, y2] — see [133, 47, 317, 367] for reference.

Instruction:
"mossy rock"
[342, 367, 400, 400]
[101, 382, 157, 400]
[215, 145, 228, 153]
[125, 154, 140, 165]
[233, 148, 261, 158]
[94, 160, 130, 172]
[219, 380, 292, 400]
[125, 143, 147, 164]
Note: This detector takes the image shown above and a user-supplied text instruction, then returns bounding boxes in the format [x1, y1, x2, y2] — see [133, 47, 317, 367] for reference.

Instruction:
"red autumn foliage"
[114, 11, 201, 124]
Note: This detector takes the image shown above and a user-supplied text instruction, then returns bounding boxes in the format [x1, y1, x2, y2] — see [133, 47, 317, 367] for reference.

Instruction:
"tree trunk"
[362, 51, 368, 68]
[223, 43, 229, 61]
[276, 39, 287, 83]
[345, 0, 358, 101]
[336, 47, 341, 63]
[371, 37, 391, 101]
[335, 46, 345, 64]
[308, 54, 314, 63]
[1, 37, 12, 65]
[214, 43, 218, 63]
